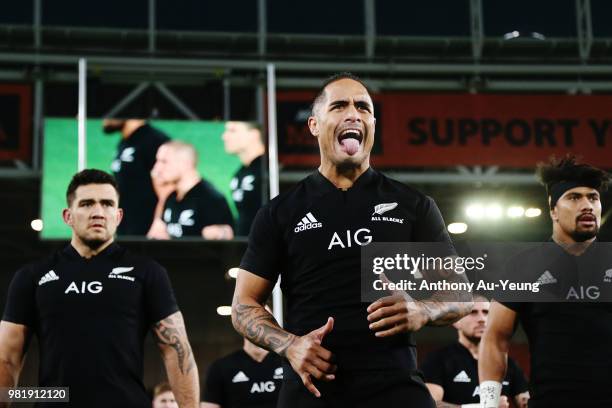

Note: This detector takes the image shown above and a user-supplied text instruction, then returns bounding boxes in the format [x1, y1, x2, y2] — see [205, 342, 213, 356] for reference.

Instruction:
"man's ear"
[308, 116, 319, 137]
[116, 208, 124, 226]
[549, 197, 558, 222]
[62, 208, 73, 226]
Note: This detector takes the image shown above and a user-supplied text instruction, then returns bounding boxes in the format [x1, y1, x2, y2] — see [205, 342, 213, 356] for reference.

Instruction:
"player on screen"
[148, 141, 234, 240]
[104, 118, 170, 236]
[231, 73, 472, 407]
[479, 156, 612, 407]
[0, 169, 199, 408]
[222, 121, 266, 237]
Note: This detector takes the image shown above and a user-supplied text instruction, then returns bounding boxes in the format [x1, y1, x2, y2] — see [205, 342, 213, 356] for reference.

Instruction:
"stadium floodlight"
[216, 306, 232, 316]
[228, 267, 240, 279]
[466, 204, 485, 220]
[31, 219, 44, 231]
[448, 222, 468, 234]
[507, 206, 525, 218]
[485, 204, 503, 220]
[525, 208, 542, 218]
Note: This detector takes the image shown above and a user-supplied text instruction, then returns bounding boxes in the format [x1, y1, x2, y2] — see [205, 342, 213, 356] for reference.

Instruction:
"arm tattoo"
[232, 297, 295, 357]
[153, 314, 195, 375]
[422, 260, 473, 326]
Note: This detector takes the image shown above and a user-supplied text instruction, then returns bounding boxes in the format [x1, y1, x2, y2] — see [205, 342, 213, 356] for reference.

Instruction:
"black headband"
[549, 180, 600, 208]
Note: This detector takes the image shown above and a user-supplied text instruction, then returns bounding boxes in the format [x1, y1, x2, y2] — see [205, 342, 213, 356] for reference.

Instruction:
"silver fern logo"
[372, 202, 398, 215]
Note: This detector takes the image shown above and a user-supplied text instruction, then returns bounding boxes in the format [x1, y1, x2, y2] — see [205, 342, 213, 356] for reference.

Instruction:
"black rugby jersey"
[501, 241, 612, 406]
[203, 350, 282, 408]
[230, 155, 265, 236]
[111, 124, 170, 235]
[163, 179, 234, 238]
[2, 243, 179, 408]
[420, 342, 528, 405]
[240, 168, 453, 370]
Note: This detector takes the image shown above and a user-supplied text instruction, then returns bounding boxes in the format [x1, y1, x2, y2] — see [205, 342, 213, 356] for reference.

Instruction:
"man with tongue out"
[231, 73, 471, 407]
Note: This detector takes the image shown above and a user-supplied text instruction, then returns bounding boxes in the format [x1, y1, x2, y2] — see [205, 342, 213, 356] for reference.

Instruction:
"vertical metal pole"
[33, 0, 41, 49]
[267, 63, 283, 326]
[78, 58, 87, 171]
[223, 77, 231, 121]
[148, 0, 156, 52]
[576, 0, 593, 60]
[258, 0, 267, 56]
[364, 0, 376, 59]
[470, 0, 483, 60]
[32, 77, 43, 171]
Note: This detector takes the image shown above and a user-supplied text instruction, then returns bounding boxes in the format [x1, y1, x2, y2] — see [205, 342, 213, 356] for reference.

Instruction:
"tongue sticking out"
[340, 138, 360, 156]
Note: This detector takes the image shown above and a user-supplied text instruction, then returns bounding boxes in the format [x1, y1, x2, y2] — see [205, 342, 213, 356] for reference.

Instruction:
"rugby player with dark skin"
[231, 76, 471, 398]
[479, 157, 610, 407]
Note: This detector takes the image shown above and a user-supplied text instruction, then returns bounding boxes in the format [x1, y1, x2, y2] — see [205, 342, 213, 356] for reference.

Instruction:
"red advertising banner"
[0, 84, 31, 161]
[277, 92, 612, 168]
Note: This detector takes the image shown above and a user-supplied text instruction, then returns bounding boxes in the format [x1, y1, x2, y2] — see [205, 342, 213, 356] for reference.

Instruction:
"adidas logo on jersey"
[536, 270, 557, 285]
[232, 371, 250, 383]
[453, 370, 471, 383]
[39, 270, 59, 286]
[294, 212, 322, 233]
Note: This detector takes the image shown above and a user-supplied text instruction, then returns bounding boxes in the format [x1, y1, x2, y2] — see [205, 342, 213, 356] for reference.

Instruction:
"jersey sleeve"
[413, 196, 455, 247]
[507, 357, 530, 396]
[2, 266, 37, 327]
[419, 349, 446, 386]
[200, 192, 235, 229]
[239, 205, 285, 282]
[202, 360, 226, 404]
[143, 261, 180, 326]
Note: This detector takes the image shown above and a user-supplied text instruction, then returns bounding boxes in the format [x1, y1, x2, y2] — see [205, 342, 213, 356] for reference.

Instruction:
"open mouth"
[337, 129, 363, 156]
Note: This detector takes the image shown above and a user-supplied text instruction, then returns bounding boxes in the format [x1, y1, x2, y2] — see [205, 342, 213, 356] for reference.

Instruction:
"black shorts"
[277, 367, 435, 408]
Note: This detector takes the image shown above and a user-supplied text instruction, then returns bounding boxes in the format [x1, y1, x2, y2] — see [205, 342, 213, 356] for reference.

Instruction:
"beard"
[570, 227, 599, 242]
[81, 234, 110, 250]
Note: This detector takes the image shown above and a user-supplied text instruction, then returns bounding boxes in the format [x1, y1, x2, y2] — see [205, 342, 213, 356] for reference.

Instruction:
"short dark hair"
[153, 382, 173, 398]
[66, 169, 120, 206]
[310, 72, 372, 116]
[537, 155, 611, 207]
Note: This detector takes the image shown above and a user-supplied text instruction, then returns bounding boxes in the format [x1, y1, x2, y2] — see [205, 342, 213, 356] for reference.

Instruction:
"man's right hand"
[285, 317, 337, 398]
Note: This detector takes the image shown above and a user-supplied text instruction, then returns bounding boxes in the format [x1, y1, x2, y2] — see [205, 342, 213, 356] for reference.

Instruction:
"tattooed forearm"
[422, 263, 473, 326]
[232, 298, 295, 356]
[153, 314, 195, 375]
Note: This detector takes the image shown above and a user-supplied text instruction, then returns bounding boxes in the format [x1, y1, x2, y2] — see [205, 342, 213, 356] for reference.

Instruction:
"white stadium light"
[448, 222, 468, 234]
[228, 267, 240, 279]
[485, 204, 503, 220]
[216, 306, 232, 316]
[31, 219, 44, 232]
[507, 206, 525, 218]
[466, 204, 485, 220]
[525, 208, 542, 218]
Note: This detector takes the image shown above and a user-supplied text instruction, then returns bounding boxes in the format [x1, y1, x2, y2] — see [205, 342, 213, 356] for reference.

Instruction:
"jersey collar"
[308, 167, 378, 196]
[62, 242, 122, 260]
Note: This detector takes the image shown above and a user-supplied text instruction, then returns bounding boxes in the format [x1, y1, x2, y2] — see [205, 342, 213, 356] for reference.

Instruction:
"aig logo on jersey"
[294, 212, 322, 233]
[65, 281, 103, 294]
[371, 202, 404, 224]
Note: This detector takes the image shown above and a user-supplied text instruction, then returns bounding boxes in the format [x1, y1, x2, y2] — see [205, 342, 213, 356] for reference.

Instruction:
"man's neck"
[318, 160, 370, 190]
[175, 172, 201, 201]
[121, 120, 146, 140]
[551, 229, 595, 255]
[243, 340, 269, 363]
[458, 334, 479, 360]
[70, 237, 113, 259]
[239, 145, 265, 167]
